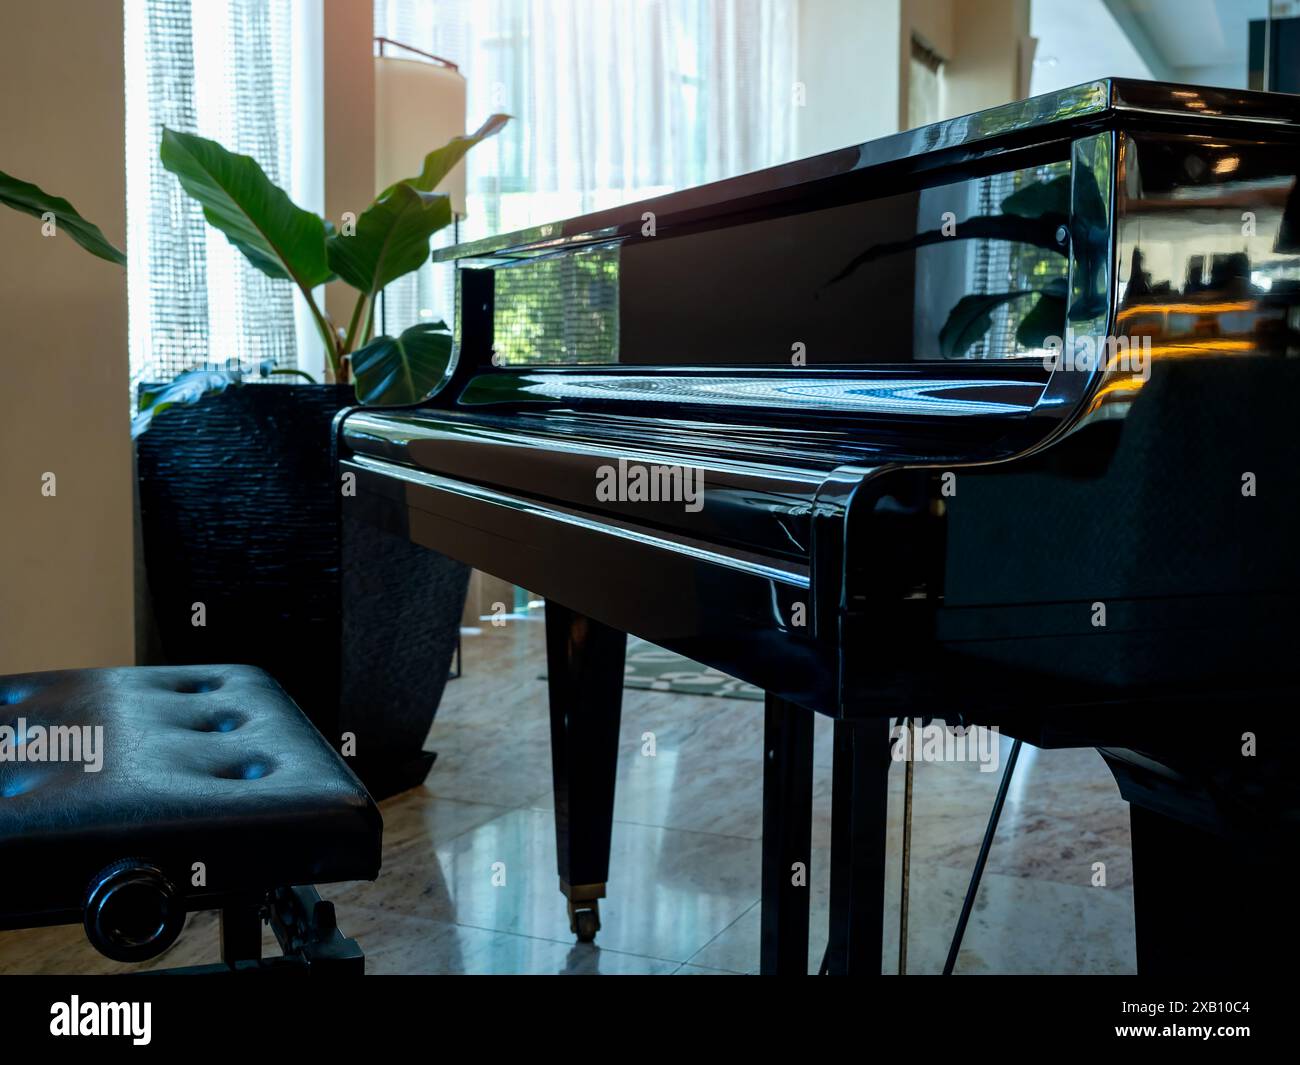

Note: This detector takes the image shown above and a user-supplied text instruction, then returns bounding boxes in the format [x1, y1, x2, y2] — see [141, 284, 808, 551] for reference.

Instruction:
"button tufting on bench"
[0, 664, 382, 924]
[214, 759, 275, 780]
[193, 713, 247, 733]
[173, 677, 223, 694]
[2, 773, 44, 799]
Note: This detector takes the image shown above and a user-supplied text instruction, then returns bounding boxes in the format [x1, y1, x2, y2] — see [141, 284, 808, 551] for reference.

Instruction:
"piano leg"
[760, 694, 814, 975]
[1128, 802, 1289, 975]
[544, 600, 626, 943]
[824, 716, 892, 975]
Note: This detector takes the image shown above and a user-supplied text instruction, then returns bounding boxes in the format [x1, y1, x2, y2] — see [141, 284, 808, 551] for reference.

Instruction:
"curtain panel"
[373, 0, 800, 335]
[124, 0, 299, 398]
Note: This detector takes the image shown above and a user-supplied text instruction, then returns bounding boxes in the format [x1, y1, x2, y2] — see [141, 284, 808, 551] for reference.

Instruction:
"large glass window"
[124, 0, 315, 396]
[1030, 0, 1297, 95]
[374, 0, 801, 336]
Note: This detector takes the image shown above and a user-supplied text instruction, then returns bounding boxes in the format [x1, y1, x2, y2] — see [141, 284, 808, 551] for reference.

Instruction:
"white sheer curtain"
[124, 0, 800, 381]
[373, 0, 800, 333]
[124, 0, 310, 396]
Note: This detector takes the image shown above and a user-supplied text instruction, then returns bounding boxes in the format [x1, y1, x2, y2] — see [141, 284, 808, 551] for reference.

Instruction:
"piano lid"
[432, 79, 1300, 266]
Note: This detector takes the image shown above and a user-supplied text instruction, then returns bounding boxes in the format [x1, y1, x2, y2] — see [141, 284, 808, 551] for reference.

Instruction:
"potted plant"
[3, 115, 508, 799]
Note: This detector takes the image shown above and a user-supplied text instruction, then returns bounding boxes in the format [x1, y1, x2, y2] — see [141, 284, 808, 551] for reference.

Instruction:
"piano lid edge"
[432, 79, 1300, 266]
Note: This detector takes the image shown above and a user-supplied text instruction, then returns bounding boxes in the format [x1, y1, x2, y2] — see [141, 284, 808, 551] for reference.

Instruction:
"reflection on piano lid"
[473, 158, 1074, 368]
[456, 369, 1047, 417]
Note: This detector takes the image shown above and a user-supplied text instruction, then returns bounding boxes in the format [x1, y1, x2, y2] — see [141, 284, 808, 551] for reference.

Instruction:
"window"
[124, 0, 800, 388]
[124, 0, 315, 397]
[373, 0, 800, 335]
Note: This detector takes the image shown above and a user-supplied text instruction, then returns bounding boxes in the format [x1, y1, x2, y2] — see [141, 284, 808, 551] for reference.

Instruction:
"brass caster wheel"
[568, 899, 601, 943]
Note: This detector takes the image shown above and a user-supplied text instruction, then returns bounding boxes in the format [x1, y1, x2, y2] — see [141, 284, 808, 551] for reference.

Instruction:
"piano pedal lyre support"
[898, 717, 916, 975]
[942, 736, 1023, 975]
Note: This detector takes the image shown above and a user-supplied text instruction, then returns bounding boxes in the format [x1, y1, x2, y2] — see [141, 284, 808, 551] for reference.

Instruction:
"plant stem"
[297, 281, 342, 379]
[363, 293, 377, 346]
[342, 292, 368, 356]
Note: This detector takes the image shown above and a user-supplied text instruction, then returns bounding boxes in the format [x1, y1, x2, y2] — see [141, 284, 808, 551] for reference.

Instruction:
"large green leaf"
[1000, 174, 1070, 220]
[824, 214, 1063, 290]
[132, 369, 240, 439]
[0, 168, 125, 265]
[1015, 279, 1069, 349]
[388, 113, 511, 196]
[352, 321, 453, 405]
[327, 183, 451, 297]
[938, 291, 1034, 359]
[159, 127, 332, 287]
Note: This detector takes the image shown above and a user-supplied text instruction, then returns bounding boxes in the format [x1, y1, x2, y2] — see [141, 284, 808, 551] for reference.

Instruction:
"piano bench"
[0, 665, 382, 974]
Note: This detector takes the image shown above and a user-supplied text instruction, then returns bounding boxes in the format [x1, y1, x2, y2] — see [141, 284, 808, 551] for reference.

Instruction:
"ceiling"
[1104, 0, 1271, 83]
[1029, 0, 1152, 96]
[1030, 0, 1281, 93]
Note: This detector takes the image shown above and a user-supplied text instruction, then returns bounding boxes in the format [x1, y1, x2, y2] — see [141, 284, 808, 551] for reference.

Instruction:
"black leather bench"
[0, 664, 382, 973]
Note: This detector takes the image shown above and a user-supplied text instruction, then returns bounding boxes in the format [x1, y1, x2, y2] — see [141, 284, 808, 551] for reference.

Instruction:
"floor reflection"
[0, 621, 1136, 975]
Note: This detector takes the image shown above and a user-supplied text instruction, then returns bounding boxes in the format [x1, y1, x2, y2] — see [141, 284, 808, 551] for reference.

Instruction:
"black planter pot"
[135, 382, 469, 799]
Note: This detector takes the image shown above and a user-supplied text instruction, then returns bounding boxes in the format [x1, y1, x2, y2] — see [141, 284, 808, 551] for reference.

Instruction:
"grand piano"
[338, 79, 1300, 974]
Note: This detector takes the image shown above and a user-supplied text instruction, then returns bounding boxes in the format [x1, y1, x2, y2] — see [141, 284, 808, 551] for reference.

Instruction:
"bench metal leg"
[146, 887, 363, 975]
[219, 899, 263, 966]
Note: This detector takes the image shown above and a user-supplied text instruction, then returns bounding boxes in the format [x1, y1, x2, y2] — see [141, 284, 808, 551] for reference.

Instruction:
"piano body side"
[848, 118, 1300, 727]
[339, 80, 1300, 719]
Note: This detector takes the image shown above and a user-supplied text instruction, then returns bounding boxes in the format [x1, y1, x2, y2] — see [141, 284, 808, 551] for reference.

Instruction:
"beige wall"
[797, 0, 903, 156]
[943, 0, 1032, 118]
[902, 0, 955, 125]
[322, 0, 376, 347]
[797, 0, 1031, 154]
[0, 0, 133, 673]
[905, 0, 955, 58]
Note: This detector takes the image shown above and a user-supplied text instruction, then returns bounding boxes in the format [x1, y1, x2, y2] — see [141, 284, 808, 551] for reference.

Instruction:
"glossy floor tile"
[0, 618, 1137, 975]
[335, 806, 762, 963]
[686, 853, 1135, 975]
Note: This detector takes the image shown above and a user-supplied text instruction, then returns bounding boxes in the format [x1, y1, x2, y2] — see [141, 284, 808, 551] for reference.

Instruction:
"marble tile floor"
[0, 620, 1136, 975]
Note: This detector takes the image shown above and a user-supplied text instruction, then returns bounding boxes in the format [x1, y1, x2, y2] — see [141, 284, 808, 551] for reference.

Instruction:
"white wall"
[797, 0, 1037, 156]
[0, 0, 134, 672]
[1030, 0, 1153, 95]
[797, 0, 903, 156]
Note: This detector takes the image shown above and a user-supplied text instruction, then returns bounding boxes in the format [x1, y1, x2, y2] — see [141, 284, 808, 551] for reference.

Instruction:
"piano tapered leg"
[544, 600, 626, 943]
[1128, 802, 1291, 975]
[824, 716, 892, 975]
[760, 694, 814, 975]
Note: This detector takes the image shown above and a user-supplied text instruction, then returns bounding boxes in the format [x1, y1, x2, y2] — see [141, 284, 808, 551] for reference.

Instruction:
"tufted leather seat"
[0, 665, 381, 928]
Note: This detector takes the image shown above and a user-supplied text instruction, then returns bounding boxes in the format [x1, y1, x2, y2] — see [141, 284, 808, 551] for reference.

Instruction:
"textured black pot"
[135, 382, 469, 798]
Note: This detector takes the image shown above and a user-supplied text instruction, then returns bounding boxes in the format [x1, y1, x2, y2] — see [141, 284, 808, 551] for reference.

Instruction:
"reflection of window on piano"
[959, 160, 1072, 360]
[491, 247, 621, 366]
[480, 160, 1073, 368]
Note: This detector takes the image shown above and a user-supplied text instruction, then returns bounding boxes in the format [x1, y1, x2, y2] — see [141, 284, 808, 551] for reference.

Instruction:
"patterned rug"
[621, 638, 763, 701]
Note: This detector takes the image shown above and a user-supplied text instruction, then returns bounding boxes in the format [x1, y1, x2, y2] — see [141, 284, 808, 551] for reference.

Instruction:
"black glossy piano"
[338, 79, 1300, 975]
